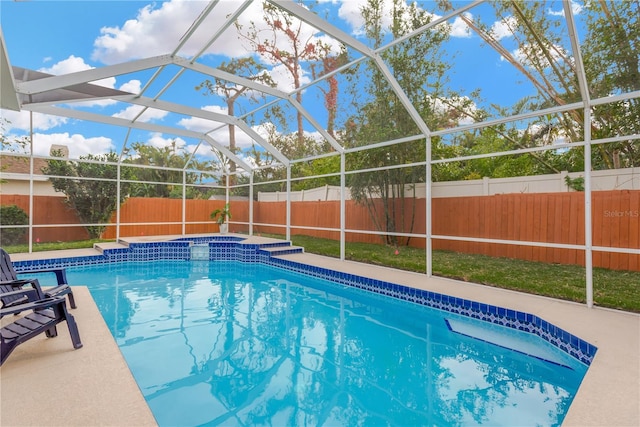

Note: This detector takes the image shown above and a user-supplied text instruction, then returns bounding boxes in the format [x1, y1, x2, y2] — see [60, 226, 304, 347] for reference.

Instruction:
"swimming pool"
[49, 259, 588, 426]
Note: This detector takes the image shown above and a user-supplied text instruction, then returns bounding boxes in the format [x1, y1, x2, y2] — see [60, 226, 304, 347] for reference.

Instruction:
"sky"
[0, 0, 583, 165]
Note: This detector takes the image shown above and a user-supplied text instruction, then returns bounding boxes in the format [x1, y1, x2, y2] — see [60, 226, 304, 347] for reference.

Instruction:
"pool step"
[259, 244, 304, 257]
[93, 239, 304, 259]
[93, 241, 129, 253]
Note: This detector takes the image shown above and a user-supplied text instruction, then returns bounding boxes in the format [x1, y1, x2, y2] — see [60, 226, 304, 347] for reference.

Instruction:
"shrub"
[0, 205, 29, 245]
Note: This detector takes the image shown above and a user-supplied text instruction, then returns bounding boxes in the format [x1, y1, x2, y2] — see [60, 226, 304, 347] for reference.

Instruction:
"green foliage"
[0, 118, 29, 154]
[167, 185, 216, 200]
[2, 238, 113, 254]
[196, 57, 274, 185]
[123, 142, 211, 198]
[291, 156, 341, 190]
[565, 175, 585, 192]
[343, 0, 449, 244]
[582, 1, 640, 169]
[259, 233, 640, 313]
[44, 151, 132, 239]
[477, 1, 640, 171]
[0, 119, 29, 183]
[236, 2, 335, 149]
[210, 203, 232, 224]
[0, 205, 29, 245]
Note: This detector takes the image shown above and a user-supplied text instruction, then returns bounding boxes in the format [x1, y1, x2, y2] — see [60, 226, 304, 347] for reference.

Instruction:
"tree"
[249, 106, 330, 193]
[124, 142, 211, 199]
[344, 0, 450, 246]
[581, 0, 640, 169]
[291, 155, 341, 191]
[196, 57, 275, 186]
[0, 205, 29, 245]
[309, 45, 350, 140]
[236, 2, 334, 154]
[44, 151, 132, 239]
[453, 0, 640, 171]
[0, 118, 29, 183]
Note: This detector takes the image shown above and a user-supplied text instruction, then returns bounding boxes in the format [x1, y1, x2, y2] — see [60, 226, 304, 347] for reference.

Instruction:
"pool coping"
[2, 235, 639, 426]
[11, 236, 597, 365]
[0, 286, 157, 426]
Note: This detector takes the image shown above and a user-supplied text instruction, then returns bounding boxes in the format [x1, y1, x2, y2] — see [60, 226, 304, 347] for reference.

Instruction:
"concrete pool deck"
[1, 241, 638, 426]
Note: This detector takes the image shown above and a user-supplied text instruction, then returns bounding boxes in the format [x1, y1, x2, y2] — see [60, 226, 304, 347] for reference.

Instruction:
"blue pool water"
[56, 260, 587, 426]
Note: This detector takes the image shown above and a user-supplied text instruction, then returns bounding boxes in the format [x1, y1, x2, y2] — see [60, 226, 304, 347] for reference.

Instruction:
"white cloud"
[1, 110, 116, 159]
[428, 95, 478, 126]
[212, 126, 254, 150]
[124, 132, 217, 163]
[145, 132, 186, 150]
[450, 14, 472, 38]
[491, 16, 517, 40]
[185, 142, 217, 161]
[507, 43, 567, 67]
[270, 63, 312, 93]
[178, 105, 228, 133]
[548, 0, 583, 17]
[91, 1, 255, 64]
[119, 80, 142, 94]
[37, 56, 139, 108]
[178, 105, 259, 150]
[338, 0, 469, 39]
[112, 105, 168, 122]
[338, 0, 392, 36]
[238, 153, 259, 170]
[40, 55, 116, 89]
[1, 109, 68, 132]
[32, 132, 114, 158]
[89, 0, 341, 98]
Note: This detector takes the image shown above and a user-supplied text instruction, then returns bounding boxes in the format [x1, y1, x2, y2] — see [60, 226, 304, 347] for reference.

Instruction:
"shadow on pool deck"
[1, 244, 639, 426]
[0, 286, 157, 426]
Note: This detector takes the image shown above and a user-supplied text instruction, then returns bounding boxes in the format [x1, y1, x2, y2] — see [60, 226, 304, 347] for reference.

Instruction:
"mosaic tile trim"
[12, 239, 596, 365]
[266, 257, 597, 366]
[172, 236, 244, 244]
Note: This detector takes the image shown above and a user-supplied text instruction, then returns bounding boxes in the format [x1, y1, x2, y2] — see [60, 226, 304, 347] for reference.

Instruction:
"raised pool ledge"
[12, 238, 597, 366]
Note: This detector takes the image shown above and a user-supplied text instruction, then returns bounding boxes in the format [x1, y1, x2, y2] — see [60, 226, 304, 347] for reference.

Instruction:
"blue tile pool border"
[12, 239, 597, 366]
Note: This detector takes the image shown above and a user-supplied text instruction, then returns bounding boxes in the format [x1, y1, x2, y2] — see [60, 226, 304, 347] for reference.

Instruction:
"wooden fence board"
[598, 192, 613, 268]
[629, 191, 640, 271]
[609, 192, 622, 270]
[509, 195, 519, 259]
[617, 193, 630, 270]
[0, 194, 88, 243]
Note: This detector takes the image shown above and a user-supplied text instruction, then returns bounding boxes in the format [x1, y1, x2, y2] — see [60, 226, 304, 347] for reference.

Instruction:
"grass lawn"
[4, 235, 639, 313]
[284, 235, 640, 313]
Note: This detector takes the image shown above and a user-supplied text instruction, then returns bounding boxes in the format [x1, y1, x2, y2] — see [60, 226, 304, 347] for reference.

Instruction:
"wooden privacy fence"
[2, 191, 638, 271]
[0, 195, 89, 242]
[101, 198, 254, 239]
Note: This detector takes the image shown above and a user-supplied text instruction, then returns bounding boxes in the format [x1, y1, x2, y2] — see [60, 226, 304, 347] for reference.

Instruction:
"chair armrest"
[0, 278, 46, 299]
[45, 284, 71, 297]
[17, 268, 68, 285]
[0, 296, 65, 317]
[0, 288, 41, 309]
[0, 288, 39, 299]
[0, 278, 39, 288]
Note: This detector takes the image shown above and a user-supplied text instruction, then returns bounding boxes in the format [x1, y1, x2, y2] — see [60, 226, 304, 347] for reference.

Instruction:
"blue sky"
[0, 0, 583, 164]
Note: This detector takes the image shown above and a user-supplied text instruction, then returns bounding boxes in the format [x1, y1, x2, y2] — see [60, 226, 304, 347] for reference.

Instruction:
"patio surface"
[1, 240, 638, 426]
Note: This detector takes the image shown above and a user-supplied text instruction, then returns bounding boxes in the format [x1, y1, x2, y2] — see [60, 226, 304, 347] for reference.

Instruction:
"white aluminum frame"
[1, 0, 638, 310]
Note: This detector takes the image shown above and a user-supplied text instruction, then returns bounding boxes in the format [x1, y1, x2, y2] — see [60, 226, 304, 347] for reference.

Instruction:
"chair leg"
[45, 326, 59, 338]
[65, 313, 83, 349]
[67, 291, 77, 309]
